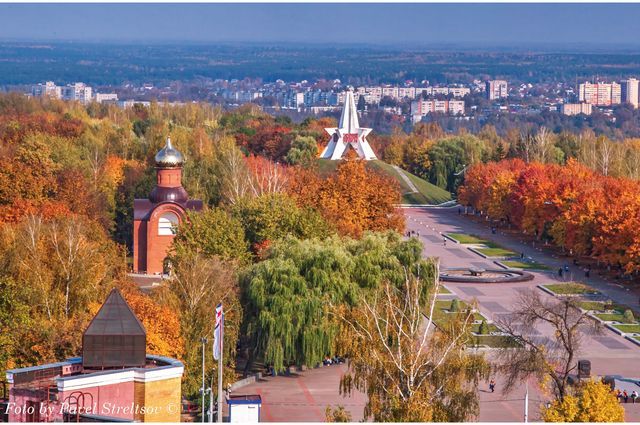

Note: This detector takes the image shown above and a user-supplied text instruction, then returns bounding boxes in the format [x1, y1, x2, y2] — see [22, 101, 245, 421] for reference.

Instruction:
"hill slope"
[317, 159, 452, 205]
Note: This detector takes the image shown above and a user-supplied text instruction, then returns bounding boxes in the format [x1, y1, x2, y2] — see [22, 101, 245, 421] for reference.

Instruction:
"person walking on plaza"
[632, 390, 638, 404]
[443, 237, 447, 247]
[623, 390, 629, 403]
[489, 379, 495, 393]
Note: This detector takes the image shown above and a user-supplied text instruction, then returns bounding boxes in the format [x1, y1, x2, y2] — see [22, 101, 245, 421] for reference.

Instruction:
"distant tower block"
[320, 88, 377, 160]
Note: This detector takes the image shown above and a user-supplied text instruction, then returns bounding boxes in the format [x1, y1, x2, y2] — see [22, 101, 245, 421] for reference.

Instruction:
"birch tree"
[336, 261, 490, 422]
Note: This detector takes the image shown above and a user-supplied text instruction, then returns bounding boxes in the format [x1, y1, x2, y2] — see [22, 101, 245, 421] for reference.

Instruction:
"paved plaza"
[234, 206, 640, 422]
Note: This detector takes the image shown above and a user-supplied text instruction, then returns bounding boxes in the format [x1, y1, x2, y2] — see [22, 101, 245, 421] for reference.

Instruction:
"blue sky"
[1, 3, 640, 47]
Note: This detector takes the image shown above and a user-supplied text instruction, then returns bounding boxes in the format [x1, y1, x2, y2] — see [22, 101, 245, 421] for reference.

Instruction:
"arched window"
[158, 212, 179, 236]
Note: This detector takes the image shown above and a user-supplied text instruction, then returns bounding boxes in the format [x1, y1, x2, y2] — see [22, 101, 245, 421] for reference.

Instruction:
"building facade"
[486, 80, 508, 100]
[559, 102, 593, 116]
[133, 137, 202, 275]
[410, 99, 465, 116]
[621, 78, 639, 109]
[4, 289, 184, 423]
[578, 82, 622, 106]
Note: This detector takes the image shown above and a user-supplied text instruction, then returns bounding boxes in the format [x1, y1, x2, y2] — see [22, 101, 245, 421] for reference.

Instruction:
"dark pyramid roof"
[84, 288, 146, 337]
[82, 289, 147, 369]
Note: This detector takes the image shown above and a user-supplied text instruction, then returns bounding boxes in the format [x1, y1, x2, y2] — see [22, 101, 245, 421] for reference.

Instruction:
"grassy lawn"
[612, 324, 640, 333]
[426, 300, 515, 347]
[367, 160, 452, 205]
[634, 336, 640, 342]
[575, 301, 608, 311]
[438, 285, 452, 295]
[447, 233, 490, 245]
[472, 335, 520, 348]
[502, 260, 550, 270]
[470, 322, 499, 334]
[594, 313, 627, 322]
[476, 247, 517, 257]
[543, 283, 600, 295]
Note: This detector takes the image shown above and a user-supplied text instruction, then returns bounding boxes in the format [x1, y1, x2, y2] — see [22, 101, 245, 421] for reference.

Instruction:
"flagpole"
[217, 312, 224, 423]
[201, 337, 207, 423]
[524, 381, 529, 423]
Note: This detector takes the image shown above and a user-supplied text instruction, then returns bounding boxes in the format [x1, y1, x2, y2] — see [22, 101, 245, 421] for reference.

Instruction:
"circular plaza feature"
[440, 267, 534, 283]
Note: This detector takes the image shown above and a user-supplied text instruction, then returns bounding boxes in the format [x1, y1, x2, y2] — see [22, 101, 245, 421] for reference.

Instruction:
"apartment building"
[31, 81, 62, 99]
[578, 82, 621, 106]
[486, 80, 508, 100]
[621, 78, 639, 109]
[559, 103, 593, 116]
[61, 82, 93, 103]
[411, 99, 465, 117]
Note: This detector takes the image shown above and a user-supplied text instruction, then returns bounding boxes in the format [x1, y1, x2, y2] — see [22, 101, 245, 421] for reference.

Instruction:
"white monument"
[319, 88, 377, 160]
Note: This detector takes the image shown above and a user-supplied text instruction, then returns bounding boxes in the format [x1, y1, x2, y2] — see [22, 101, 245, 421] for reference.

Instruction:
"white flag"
[213, 303, 223, 361]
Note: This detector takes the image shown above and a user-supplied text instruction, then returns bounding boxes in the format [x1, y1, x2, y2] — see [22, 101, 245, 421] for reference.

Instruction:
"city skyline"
[1, 3, 640, 49]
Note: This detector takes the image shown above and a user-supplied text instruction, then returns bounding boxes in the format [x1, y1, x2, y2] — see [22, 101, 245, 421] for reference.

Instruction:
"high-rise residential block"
[486, 80, 508, 100]
[578, 82, 621, 106]
[621, 78, 639, 108]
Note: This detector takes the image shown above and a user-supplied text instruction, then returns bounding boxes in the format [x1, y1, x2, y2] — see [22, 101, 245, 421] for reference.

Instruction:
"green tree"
[285, 136, 318, 167]
[450, 298, 460, 312]
[428, 135, 485, 192]
[240, 233, 430, 374]
[172, 208, 250, 264]
[232, 193, 329, 249]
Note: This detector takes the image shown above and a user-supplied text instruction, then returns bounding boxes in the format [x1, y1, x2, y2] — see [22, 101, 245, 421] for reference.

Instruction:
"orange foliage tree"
[288, 159, 404, 237]
[458, 159, 640, 274]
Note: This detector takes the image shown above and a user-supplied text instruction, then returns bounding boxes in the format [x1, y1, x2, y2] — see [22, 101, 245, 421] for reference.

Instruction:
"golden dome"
[155, 137, 184, 168]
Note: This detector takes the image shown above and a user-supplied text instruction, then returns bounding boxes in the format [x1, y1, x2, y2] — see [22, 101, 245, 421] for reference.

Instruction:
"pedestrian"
[558, 268, 563, 278]
[417, 231, 420, 238]
[616, 389, 622, 402]
[624, 390, 629, 403]
[632, 390, 638, 404]
[458, 207, 462, 215]
[521, 252, 525, 260]
[489, 379, 495, 393]
[564, 264, 569, 273]
[443, 237, 447, 247]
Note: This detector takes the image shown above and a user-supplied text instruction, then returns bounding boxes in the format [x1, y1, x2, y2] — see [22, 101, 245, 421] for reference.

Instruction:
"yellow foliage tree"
[542, 380, 624, 422]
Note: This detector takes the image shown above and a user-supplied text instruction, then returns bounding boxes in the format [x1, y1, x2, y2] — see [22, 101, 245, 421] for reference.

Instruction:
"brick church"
[133, 137, 202, 274]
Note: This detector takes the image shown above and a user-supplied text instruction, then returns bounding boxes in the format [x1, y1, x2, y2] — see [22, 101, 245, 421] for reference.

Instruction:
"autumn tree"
[288, 159, 404, 237]
[542, 379, 624, 422]
[159, 251, 241, 396]
[0, 214, 125, 370]
[336, 262, 490, 422]
[325, 406, 352, 422]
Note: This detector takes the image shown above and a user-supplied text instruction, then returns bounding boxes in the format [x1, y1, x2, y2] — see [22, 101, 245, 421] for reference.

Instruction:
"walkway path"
[391, 164, 419, 193]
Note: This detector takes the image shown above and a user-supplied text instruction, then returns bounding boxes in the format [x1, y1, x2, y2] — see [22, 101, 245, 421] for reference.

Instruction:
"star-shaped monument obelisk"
[319, 88, 377, 160]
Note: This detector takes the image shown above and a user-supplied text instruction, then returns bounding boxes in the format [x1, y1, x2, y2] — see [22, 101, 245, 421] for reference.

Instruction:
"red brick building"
[133, 137, 202, 274]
